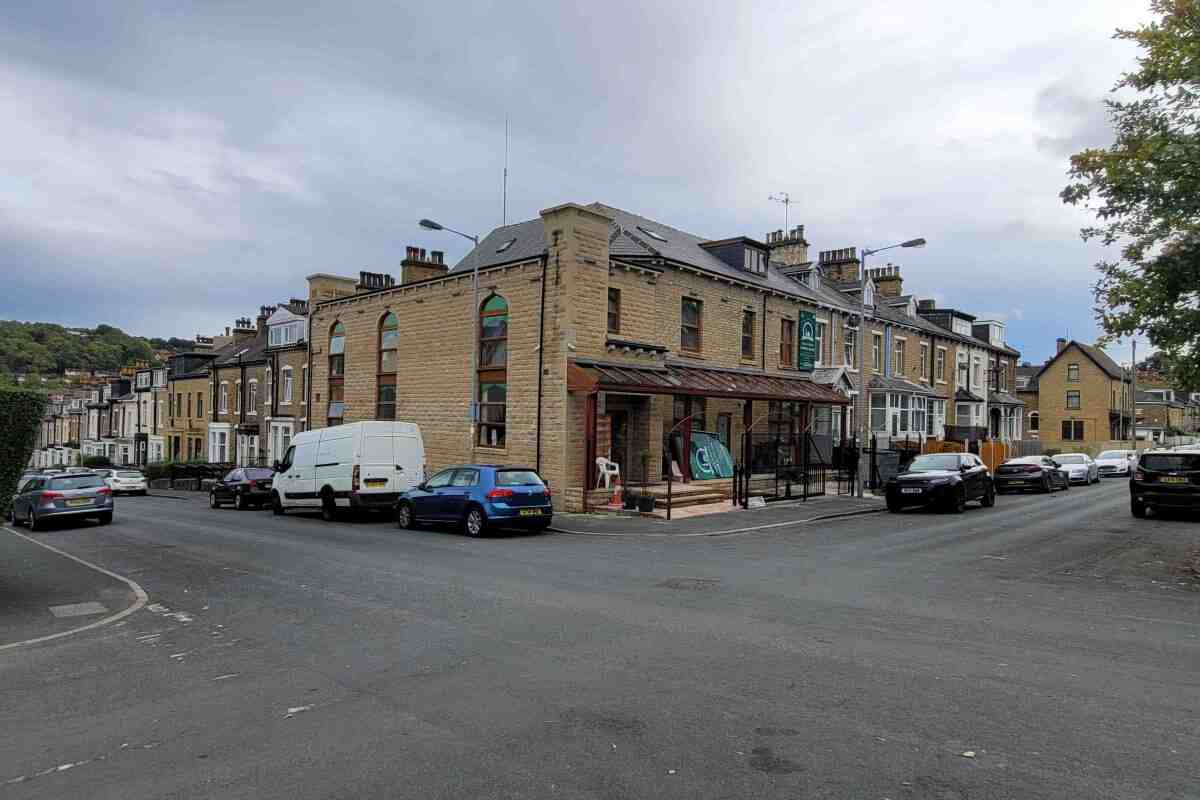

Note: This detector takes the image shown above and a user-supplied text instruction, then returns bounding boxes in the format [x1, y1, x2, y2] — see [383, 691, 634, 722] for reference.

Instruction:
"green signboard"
[798, 311, 817, 371]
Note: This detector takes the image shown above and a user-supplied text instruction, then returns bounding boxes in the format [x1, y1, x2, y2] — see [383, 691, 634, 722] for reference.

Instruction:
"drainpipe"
[535, 253, 548, 474]
[760, 292, 767, 373]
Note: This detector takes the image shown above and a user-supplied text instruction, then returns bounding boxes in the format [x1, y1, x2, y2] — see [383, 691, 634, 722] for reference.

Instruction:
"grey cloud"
[1033, 80, 1113, 157]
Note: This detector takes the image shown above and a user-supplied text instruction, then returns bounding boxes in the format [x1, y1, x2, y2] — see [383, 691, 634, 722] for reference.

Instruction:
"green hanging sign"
[798, 311, 817, 372]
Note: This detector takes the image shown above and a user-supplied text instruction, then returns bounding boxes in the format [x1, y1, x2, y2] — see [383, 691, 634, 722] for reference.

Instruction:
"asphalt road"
[2, 479, 1198, 799]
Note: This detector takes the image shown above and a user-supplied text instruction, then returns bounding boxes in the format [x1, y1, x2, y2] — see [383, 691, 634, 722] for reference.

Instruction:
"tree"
[1061, 1, 1200, 390]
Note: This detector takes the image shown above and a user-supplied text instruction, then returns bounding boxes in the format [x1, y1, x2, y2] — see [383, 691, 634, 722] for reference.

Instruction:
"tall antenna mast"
[502, 116, 509, 226]
[769, 192, 791, 231]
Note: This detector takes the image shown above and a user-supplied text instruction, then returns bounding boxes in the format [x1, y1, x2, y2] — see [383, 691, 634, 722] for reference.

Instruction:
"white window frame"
[814, 320, 827, 366]
[248, 379, 259, 415]
[219, 382, 229, 414]
[234, 380, 242, 413]
[844, 328, 857, 370]
[282, 368, 293, 404]
[935, 347, 947, 382]
[893, 336, 906, 378]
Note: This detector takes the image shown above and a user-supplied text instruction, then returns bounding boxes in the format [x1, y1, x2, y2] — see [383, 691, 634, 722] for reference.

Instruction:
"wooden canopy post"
[584, 391, 598, 511]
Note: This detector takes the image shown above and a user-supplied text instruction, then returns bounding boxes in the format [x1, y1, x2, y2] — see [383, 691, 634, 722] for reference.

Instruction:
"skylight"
[636, 225, 667, 243]
[495, 237, 517, 254]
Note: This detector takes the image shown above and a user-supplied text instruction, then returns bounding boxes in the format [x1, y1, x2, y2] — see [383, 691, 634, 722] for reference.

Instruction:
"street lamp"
[856, 237, 927, 497]
[419, 217, 481, 454]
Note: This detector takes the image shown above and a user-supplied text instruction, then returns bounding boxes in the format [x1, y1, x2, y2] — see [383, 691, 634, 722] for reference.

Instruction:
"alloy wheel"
[465, 508, 485, 537]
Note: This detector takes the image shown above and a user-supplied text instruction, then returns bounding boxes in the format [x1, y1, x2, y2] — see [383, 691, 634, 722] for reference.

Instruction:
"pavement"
[554, 493, 884, 535]
[0, 527, 142, 648]
[1, 478, 1199, 798]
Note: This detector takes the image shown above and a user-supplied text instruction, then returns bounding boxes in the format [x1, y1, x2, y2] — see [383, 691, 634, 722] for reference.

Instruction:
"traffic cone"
[611, 476, 622, 507]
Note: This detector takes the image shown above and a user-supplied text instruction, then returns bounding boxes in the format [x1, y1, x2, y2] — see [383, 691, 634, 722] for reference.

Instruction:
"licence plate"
[519, 508, 544, 516]
[1161, 476, 1188, 484]
[900, 488, 922, 495]
[363, 479, 387, 488]
[67, 498, 92, 507]
[1008, 480, 1026, 485]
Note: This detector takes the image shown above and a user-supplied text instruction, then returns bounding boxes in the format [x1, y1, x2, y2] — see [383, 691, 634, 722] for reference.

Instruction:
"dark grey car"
[9, 472, 114, 530]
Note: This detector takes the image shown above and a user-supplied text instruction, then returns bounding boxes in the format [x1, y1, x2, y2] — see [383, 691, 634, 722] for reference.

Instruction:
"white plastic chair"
[595, 457, 621, 489]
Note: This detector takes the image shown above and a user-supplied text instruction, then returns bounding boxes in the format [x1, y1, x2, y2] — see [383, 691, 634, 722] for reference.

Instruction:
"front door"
[610, 411, 629, 480]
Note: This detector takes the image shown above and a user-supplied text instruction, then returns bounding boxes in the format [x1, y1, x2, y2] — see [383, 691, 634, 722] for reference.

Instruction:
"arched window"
[377, 312, 398, 419]
[478, 295, 508, 447]
[1029, 411, 1039, 432]
[328, 322, 346, 426]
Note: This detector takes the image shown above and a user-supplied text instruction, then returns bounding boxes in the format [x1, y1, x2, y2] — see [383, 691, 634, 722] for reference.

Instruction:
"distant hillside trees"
[0, 320, 173, 376]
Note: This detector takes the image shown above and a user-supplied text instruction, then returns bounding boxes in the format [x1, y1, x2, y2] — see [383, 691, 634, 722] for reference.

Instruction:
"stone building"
[165, 352, 216, 462]
[1032, 339, 1132, 452]
[208, 315, 268, 465]
[306, 204, 856, 511]
[264, 299, 311, 464]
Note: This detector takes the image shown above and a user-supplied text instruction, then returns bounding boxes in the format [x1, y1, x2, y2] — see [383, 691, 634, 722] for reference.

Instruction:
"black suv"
[1130, 450, 1200, 518]
[885, 452, 995, 513]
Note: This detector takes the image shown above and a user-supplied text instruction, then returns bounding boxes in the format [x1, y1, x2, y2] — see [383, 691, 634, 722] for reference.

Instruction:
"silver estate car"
[9, 472, 113, 530]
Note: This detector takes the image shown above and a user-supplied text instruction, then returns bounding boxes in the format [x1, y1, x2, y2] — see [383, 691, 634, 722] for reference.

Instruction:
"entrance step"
[662, 491, 727, 508]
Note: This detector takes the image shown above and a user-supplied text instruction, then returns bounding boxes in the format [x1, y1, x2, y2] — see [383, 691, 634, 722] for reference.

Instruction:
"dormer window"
[744, 248, 766, 275]
[863, 282, 875, 307]
[495, 237, 517, 254]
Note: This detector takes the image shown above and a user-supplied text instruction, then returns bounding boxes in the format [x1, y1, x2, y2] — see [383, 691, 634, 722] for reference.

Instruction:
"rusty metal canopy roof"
[571, 359, 849, 404]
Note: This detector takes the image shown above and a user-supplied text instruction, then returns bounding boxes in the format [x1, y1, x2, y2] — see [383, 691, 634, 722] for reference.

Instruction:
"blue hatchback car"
[394, 465, 552, 536]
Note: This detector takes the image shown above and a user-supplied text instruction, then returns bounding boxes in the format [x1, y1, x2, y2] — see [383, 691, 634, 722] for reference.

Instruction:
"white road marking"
[0, 527, 148, 653]
[48, 601, 109, 618]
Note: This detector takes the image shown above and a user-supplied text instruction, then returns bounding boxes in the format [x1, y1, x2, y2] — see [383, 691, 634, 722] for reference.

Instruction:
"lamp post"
[856, 237, 927, 497]
[419, 218, 481, 454]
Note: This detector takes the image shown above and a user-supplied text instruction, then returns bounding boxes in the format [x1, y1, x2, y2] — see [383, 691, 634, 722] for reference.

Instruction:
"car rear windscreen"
[496, 470, 545, 486]
[245, 468, 274, 479]
[1140, 454, 1200, 472]
[50, 475, 105, 490]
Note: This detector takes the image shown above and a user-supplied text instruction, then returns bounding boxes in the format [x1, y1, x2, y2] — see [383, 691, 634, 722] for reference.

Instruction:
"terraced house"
[300, 202, 1024, 511]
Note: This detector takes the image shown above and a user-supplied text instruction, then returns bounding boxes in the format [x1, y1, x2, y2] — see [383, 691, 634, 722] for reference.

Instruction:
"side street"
[4, 3, 1200, 799]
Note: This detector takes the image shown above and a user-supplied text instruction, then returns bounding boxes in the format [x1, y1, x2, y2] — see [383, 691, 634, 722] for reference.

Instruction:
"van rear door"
[359, 425, 396, 494]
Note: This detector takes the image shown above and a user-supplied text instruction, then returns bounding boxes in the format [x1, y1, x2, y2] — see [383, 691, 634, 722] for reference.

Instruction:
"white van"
[270, 421, 425, 519]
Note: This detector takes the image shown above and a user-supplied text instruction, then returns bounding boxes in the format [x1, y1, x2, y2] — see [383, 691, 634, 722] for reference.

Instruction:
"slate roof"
[213, 333, 268, 366]
[990, 391, 1025, 406]
[868, 374, 945, 397]
[955, 388, 985, 403]
[1036, 340, 1127, 381]
[571, 358, 850, 404]
[1014, 364, 1041, 392]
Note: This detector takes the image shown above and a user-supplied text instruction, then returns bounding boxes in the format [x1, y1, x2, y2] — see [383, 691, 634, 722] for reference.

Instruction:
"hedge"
[82, 455, 112, 468]
[0, 388, 47, 518]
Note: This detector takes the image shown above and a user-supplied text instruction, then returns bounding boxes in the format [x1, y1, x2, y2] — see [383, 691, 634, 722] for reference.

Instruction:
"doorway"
[990, 407, 1001, 438]
[610, 411, 629, 480]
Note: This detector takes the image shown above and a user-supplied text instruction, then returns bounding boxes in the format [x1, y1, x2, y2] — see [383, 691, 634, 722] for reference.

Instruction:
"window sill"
[676, 351, 705, 360]
[476, 446, 508, 454]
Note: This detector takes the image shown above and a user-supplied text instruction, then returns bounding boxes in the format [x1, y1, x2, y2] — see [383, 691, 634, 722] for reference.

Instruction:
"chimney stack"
[1056, 337, 1068, 354]
[817, 247, 860, 283]
[866, 263, 903, 297]
[400, 244, 450, 285]
[766, 224, 810, 267]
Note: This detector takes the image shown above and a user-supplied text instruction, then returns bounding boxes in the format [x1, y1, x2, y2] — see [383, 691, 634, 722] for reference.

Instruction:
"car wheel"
[235, 493, 246, 511]
[139, 490, 147, 496]
[97, 512, 112, 525]
[463, 505, 487, 537]
[1042, 476, 1052, 494]
[981, 484, 995, 508]
[886, 499, 902, 513]
[396, 502, 417, 530]
[209, 492, 221, 509]
[271, 491, 284, 516]
[1131, 498, 1147, 518]
[320, 491, 337, 522]
[949, 487, 966, 514]
[29, 509, 42, 531]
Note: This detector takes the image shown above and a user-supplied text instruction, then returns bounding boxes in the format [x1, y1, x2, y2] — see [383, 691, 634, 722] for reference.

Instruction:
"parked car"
[994, 455, 1070, 493]
[271, 421, 425, 519]
[8, 472, 113, 529]
[885, 452, 994, 513]
[1053, 453, 1099, 484]
[1130, 450, 1200, 518]
[210, 467, 275, 510]
[1095, 449, 1136, 478]
[107, 470, 148, 495]
[395, 465, 553, 536]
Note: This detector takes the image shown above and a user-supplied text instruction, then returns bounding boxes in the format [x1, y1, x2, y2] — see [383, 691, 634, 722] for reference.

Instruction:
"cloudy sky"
[0, 1, 1151, 362]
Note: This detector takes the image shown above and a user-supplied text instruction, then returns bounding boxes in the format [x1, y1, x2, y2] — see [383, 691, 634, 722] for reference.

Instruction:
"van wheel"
[463, 505, 487, 538]
[320, 490, 337, 522]
[271, 492, 284, 516]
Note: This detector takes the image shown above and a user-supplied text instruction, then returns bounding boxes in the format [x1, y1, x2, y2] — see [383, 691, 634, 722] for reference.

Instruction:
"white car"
[107, 470, 148, 495]
[1095, 449, 1136, 478]
[1053, 453, 1099, 484]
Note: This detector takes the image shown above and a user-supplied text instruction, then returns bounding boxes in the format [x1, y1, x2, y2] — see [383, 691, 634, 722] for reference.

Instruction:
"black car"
[994, 455, 1070, 494]
[885, 452, 995, 513]
[1130, 450, 1200, 518]
[209, 467, 275, 510]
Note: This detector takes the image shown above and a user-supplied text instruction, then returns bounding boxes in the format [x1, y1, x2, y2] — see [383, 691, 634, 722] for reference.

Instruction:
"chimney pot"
[1056, 337, 1068, 353]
